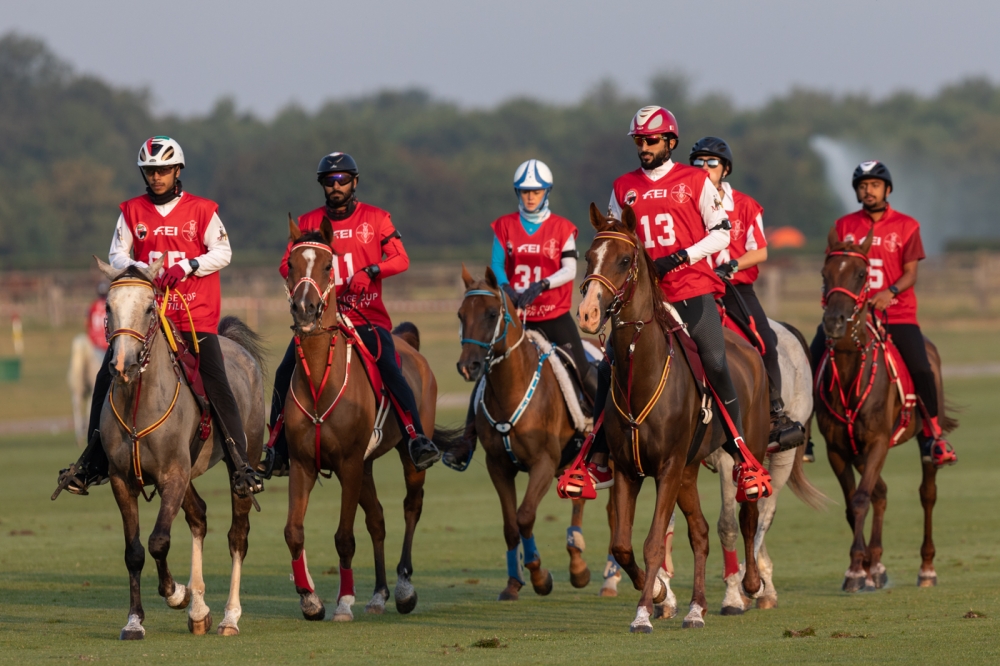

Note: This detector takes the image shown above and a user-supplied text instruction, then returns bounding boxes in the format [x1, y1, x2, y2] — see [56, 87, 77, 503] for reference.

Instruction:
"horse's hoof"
[187, 612, 212, 635]
[630, 623, 653, 634]
[630, 607, 653, 633]
[917, 571, 937, 588]
[842, 571, 866, 593]
[332, 596, 354, 622]
[653, 603, 676, 620]
[365, 597, 386, 615]
[395, 575, 417, 614]
[871, 564, 888, 589]
[217, 624, 239, 637]
[303, 608, 325, 621]
[721, 605, 744, 616]
[165, 584, 191, 610]
[300, 592, 325, 621]
[756, 596, 778, 610]
[498, 577, 522, 601]
[531, 570, 553, 596]
[570, 566, 591, 589]
[682, 604, 706, 629]
[119, 615, 145, 641]
[395, 591, 417, 615]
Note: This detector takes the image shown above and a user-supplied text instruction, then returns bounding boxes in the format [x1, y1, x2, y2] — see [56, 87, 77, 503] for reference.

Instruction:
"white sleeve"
[685, 177, 731, 262]
[180, 212, 232, 276]
[543, 235, 578, 289]
[745, 212, 764, 251]
[608, 190, 622, 219]
[109, 213, 147, 270]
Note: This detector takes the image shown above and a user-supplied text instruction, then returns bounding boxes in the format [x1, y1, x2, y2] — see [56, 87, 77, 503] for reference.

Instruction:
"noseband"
[459, 288, 525, 368]
[580, 230, 641, 323]
[821, 250, 871, 324]
[106, 279, 162, 371]
[285, 241, 337, 329]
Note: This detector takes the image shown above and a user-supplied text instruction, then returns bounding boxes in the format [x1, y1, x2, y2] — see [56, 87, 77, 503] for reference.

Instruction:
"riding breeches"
[810, 323, 938, 418]
[352, 324, 426, 436]
[721, 283, 781, 403]
[528, 312, 592, 379]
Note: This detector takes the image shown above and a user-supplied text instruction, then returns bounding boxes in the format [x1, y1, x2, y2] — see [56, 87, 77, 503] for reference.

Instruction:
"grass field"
[1, 314, 1000, 664]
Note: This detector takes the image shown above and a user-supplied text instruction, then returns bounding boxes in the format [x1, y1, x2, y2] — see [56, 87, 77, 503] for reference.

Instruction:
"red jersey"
[119, 194, 222, 332]
[491, 212, 578, 321]
[714, 188, 766, 286]
[280, 203, 409, 330]
[612, 165, 725, 302]
[87, 298, 109, 351]
[835, 205, 925, 325]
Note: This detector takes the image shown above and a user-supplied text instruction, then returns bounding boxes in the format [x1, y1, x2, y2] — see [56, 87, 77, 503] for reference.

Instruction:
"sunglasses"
[632, 136, 663, 147]
[142, 165, 176, 177]
[319, 172, 355, 187]
[692, 158, 723, 168]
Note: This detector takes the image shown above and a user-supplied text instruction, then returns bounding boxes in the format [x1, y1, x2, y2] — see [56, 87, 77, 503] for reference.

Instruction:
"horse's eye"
[487, 309, 498, 319]
[858, 271, 866, 279]
[619, 256, 631, 268]
[146, 305, 155, 314]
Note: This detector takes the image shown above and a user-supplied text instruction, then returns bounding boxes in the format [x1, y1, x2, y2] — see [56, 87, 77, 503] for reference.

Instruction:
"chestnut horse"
[457, 265, 609, 601]
[577, 204, 770, 633]
[283, 218, 457, 620]
[817, 227, 956, 591]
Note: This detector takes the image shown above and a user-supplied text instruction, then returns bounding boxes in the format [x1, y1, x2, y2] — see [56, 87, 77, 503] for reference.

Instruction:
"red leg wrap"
[723, 549, 740, 579]
[339, 566, 355, 601]
[291, 552, 315, 593]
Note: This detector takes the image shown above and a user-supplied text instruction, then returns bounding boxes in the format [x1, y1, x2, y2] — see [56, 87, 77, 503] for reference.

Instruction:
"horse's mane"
[118, 265, 153, 284]
[602, 218, 676, 336]
[293, 231, 329, 247]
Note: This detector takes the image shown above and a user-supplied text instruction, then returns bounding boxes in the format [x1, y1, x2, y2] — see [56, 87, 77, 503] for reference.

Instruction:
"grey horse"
[94, 256, 265, 640]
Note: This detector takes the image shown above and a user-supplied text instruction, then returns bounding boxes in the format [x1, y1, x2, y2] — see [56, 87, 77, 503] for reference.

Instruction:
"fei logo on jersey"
[333, 229, 352, 239]
[517, 243, 541, 254]
[153, 226, 178, 236]
[356, 222, 375, 244]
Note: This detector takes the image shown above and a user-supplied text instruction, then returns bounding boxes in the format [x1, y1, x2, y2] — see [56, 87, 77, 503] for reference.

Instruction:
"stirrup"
[231, 464, 264, 498]
[408, 435, 441, 472]
[258, 419, 288, 478]
[557, 461, 597, 500]
[442, 434, 476, 472]
[930, 439, 957, 468]
[733, 460, 772, 503]
[767, 414, 806, 454]
[52, 463, 106, 499]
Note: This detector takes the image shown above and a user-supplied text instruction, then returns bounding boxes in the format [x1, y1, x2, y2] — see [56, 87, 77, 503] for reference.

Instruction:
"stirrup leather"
[556, 460, 597, 500]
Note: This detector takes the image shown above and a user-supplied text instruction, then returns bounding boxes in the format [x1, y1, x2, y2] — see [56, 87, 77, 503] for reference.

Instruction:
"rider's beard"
[325, 185, 357, 219]
[862, 197, 888, 214]
[639, 145, 670, 171]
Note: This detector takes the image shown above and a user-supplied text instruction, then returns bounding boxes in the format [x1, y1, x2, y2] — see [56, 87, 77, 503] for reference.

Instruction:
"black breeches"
[722, 283, 781, 402]
[674, 293, 744, 441]
[85, 347, 114, 471]
[528, 312, 591, 378]
[353, 324, 425, 436]
[810, 323, 938, 417]
[268, 339, 297, 452]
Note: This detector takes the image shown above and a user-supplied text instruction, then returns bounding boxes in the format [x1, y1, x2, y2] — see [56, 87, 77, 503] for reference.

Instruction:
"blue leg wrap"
[604, 554, 620, 578]
[521, 535, 539, 567]
[506, 547, 524, 584]
[566, 526, 585, 551]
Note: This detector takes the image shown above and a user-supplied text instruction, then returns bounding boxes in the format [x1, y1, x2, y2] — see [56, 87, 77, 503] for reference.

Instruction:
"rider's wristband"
[888, 285, 900, 296]
[363, 264, 381, 280]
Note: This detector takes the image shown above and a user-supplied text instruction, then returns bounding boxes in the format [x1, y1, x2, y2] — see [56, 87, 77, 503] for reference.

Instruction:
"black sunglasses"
[319, 172, 355, 187]
[142, 165, 176, 177]
[692, 158, 722, 168]
[633, 136, 663, 147]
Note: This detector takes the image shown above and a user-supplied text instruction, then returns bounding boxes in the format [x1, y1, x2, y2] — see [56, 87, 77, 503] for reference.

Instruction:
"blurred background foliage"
[2, 33, 999, 268]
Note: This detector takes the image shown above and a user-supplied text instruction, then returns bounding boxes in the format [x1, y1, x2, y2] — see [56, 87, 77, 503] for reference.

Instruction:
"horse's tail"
[787, 438, 830, 510]
[938, 400, 960, 435]
[393, 321, 421, 351]
[218, 315, 267, 373]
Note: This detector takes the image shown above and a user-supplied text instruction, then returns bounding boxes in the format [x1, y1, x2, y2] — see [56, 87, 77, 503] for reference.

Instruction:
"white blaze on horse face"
[299, 248, 317, 311]
[577, 243, 609, 332]
[108, 284, 153, 375]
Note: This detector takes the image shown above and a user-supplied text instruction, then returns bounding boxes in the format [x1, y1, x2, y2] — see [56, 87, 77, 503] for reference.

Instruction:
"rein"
[459, 288, 526, 368]
[284, 241, 338, 326]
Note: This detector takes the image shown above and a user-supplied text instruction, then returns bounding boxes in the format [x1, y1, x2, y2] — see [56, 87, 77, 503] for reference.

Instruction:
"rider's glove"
[348, 268, 373, 295]
[156, 263, 188, 291]
[516, 279, 550, 309]
[501, 283, 520, 306]
[653, 249, 689, 278]
[714, 259, 739, 280]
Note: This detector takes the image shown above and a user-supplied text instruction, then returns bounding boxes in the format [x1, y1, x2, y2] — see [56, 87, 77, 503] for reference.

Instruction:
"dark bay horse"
[576, 204, 771, 633]
[817, 227, 957, 591]
[283, 218, 457, 621]
[456, 265, 602, 600]
[91, 257, 265, 639]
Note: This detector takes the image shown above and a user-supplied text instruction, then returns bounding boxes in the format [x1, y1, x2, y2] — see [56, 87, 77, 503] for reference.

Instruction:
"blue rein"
[459, 289, 513, 352]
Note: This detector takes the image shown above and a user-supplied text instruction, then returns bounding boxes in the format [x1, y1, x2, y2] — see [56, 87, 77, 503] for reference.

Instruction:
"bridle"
[821, 249, 871, 327]
[579, 230, 641, 326]
[459, 287, 526, 369]
[106, 278, 162, 371]
[284, 241, 338, 331]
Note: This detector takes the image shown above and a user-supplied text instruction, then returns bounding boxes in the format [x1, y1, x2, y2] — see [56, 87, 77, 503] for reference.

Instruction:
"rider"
[56, 136, 263, 497]
[262, 151, 441, 475]
[580, 106, 773, 501]
[86, 281, 111, 353]
[810, 160, 957, 468]
[443, 159, 594, 470]
[689, 136, 804, 452]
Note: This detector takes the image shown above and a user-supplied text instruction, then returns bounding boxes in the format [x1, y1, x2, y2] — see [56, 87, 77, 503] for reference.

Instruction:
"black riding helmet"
[316, 152, 359, 179]
[852, 160, 892, 190]
[689, 136, 734, 175]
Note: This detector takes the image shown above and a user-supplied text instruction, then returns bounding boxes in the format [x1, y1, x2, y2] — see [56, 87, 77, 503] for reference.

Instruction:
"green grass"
[2, 320, 1000, 663]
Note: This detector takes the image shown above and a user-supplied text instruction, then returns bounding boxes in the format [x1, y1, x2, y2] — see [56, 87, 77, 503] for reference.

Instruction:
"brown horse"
[576, 204, 771, 633]
[456, 265, 598, 600]
[283, 218, 456, 620]
[816, 227, 956, 591]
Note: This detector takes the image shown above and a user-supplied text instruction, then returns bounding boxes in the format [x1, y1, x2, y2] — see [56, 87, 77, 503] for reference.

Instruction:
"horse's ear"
[145, 254, 167, 281]
[288, 213, 301, 242]
[621, 204, 638, 233]
[461, 263, 475, 289]
[860, 225, 875, 254]
[94, 256, 119, 281]
[484, 266, 499, 290]
[589, 202, 605, 231]
[319, 216, 334, 246]
[826, 226, 839, 250]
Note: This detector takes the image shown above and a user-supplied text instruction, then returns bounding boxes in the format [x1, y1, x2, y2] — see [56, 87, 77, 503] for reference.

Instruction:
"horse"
[456, 265, 606, 600]
[576, 203, 771, 633]
[89, 256, 265, 640]
[816, 227, 956, 591]
[68, 333, 103, 447]
[283, 217, 459, 621]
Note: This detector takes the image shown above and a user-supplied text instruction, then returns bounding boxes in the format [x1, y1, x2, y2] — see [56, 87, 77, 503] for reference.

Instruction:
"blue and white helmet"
[513, 159, 553, 191]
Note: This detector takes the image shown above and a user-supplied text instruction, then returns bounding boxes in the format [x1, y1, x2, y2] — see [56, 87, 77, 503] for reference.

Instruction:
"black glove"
[501, 283, 520, 306]
[714, 259, 738, 280]
[653, 250, 689, 278]
[516, 279, 549, 309]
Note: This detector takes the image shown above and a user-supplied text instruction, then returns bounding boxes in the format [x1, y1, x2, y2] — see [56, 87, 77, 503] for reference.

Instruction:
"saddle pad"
[881, 331, 917, 446]
[528, 331, 593, 434]
[582, 340, 602, 363]
[164, 320, 209, 408]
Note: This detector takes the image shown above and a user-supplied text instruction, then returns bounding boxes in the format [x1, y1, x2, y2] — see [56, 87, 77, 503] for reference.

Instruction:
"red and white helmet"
[627, 106, 679, 138]
[137, 136, 185, 168]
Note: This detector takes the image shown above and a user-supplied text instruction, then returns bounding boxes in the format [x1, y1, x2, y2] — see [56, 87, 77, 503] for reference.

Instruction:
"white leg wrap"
[165, 583, 187, 608]
[121, 614, 145, 638]
[630, 606, 652, 632]
[189, 589, 210, 621]
[333, 595, 355, 621]
[683, 603, 706, 628]
[396, 575, 415, 603]
[219, 608, 242, 630]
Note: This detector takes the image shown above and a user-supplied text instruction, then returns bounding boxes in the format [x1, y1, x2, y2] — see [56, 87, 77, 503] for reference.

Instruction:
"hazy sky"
[3, 1, 998, 118]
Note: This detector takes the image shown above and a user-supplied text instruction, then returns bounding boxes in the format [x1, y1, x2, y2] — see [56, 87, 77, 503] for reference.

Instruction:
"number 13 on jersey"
[639, 214, 676, 248]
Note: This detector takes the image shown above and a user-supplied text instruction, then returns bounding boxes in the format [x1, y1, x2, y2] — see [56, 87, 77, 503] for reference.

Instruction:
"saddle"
[549, 339, 602, 416]
[162, 318, 213, 442]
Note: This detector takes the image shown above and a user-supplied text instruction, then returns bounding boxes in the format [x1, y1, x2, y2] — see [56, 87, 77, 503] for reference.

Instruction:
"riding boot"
[582, 365, 599, 407]
[443, 392, 477, 471]
[259, 339, 296, 478]
[767, 394, 805, 453]
[53, 430, 110, 498]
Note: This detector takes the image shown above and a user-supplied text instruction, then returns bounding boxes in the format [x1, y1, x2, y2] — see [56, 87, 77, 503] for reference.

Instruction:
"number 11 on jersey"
[332, 252, 355, 286]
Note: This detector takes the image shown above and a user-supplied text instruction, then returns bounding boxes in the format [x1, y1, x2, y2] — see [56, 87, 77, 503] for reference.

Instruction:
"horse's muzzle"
[822, 311, 849, 340]
[456, 359, 484, 383]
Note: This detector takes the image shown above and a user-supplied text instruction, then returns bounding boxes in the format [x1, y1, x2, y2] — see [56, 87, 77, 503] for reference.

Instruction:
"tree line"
[1, 32, 998, 269]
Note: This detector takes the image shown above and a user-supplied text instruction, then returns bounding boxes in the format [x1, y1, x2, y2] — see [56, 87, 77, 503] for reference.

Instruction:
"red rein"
[290, 331, 353, 476]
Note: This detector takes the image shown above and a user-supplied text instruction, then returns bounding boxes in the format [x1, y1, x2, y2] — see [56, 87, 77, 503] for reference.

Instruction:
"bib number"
[332, 252, 356, 286]
[639, 214, 676, 249]
[869, 258, 885, 290]
[513, 265, 542, 290]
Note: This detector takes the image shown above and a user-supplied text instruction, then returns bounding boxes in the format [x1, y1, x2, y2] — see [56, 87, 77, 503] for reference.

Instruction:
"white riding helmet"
[137, 136, 185, 168]
[513, 159, 553, 191]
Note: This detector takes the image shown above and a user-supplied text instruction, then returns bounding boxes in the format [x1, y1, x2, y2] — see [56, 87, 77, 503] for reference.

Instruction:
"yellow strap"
[159, 285, 200, 354]
[110, 377, 182, 487]
[609, 355, 672, 477]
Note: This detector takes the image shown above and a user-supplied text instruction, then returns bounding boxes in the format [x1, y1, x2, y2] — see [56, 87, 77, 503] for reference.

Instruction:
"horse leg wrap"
[506, 547, 525, 584]
[566, 526, 586, 552]
[521, 535, 540, 567]
[604, 554, 620, 579]
[339, 566, 355, 601]
[723, 549, 740, 579]
[661, 514, 675, 576]
[291, 552, 315, 593]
